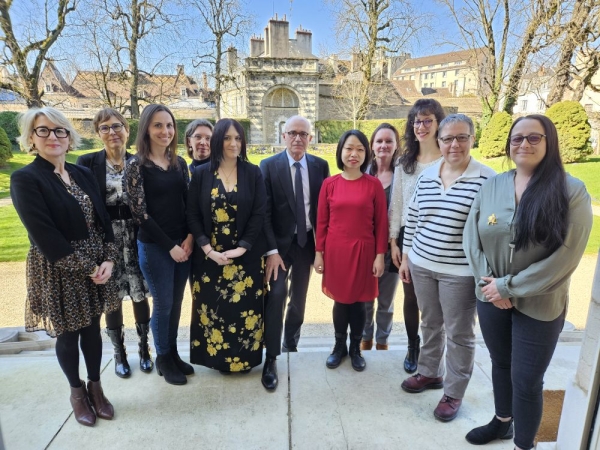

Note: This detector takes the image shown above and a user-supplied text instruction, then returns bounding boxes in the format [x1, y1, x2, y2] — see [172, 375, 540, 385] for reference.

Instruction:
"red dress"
[316, 174, 389, 303]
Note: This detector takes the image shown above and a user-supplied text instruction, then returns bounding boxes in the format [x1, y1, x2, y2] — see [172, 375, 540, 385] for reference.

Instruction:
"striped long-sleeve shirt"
[402, 157, 496, 276]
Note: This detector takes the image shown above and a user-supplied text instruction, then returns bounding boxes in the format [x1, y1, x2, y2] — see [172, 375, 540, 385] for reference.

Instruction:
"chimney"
[202, 72, 208, 91]
[177, 65, 184, 77]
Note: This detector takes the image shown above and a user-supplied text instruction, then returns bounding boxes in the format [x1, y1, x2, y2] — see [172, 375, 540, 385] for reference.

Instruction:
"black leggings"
[105, 298, 151, 329]
[399, 226, 420, 340]
[333, 301, 366, 337]
[55, 316, 103, 387]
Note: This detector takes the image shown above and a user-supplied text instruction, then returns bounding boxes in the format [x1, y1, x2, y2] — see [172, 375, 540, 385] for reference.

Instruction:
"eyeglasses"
[509, 133, 546, 146]
[98, 123, 124, 134]
[190, 134, 210, 140]
[285, 131, 310, 139]
[412, 119, 435, 128]
[438, 134, 471, 145]
[33, 127, 70, 139]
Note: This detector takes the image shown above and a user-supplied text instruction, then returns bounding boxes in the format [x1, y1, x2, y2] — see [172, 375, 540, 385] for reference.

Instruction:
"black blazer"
[10, 155, 114, 263]
[187, 160, 267, 265]
[76, 149, 134, 200]
[260, 150, 330, 258]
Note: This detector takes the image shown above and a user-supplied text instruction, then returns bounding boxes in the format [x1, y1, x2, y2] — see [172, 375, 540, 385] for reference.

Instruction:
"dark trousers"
[55, 316, 103, 387]
[264, 234, 314, 356]
[138, 241, 191, 356]
[477, 301, 565, 450]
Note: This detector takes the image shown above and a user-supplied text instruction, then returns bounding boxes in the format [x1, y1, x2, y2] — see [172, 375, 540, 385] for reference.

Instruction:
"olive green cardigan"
[463, 171, 592, 321]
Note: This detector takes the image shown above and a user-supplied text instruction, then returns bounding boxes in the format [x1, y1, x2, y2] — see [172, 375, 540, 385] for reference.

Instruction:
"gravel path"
[1, 255, 597, 342]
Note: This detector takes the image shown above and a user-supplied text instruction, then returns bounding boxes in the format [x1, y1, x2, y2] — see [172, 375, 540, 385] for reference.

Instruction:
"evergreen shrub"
[479, 111, 512, 158]
[546, 101, 592, 163]
[0, 111, 20, 146]
[0, 126, 12, 166]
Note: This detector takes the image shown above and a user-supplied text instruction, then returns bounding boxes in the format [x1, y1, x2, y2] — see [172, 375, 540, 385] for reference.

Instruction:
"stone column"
[557, 250, 600, 448]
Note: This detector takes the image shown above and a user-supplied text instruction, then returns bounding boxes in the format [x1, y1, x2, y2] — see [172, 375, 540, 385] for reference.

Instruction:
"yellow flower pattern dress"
[190, 175, 265, 372]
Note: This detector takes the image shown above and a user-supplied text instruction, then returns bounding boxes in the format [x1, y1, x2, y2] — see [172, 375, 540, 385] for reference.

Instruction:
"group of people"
[10, 99, 592, 450]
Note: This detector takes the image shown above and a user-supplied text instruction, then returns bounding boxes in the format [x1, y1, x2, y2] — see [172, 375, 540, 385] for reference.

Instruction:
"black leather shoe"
[171, 346, 194, 376]
[282, 343, 298, 352]
[349, 335, 366, 372]
[135, 321, 154, 373]
[326, 333, 348, 369]
[404, 335, 420, 374]
[261, 357, 278, 391]
[466, 416, 514, 444]
[106, 326, 131, 378]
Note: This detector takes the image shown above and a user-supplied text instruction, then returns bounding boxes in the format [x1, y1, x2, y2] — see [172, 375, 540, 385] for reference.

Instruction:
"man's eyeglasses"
[33, 127, 70, 139]
[438, 134, 472, 145]
[286, 131, 310, 139]
[412, 119, 435, 128]
[98, 123, 125, 134]
[509, 133, 546, 146]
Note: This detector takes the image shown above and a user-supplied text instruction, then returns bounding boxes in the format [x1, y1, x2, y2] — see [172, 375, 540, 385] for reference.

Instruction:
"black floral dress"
[105, 163, 149, 301]
[25, 174, 120, 337]
[190, 175, 265, 372]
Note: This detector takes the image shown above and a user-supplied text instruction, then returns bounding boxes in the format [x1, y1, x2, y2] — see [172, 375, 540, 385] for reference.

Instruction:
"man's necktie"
[294, 162, 307, 248]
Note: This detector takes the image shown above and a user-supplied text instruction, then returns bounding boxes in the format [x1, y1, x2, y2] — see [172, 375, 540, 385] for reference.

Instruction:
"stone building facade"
[220, 15, 319, 144]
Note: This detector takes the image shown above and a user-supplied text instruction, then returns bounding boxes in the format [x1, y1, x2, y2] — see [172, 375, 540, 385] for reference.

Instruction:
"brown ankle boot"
[70, 381, 96, 426]
[360, 339, 373, 351]
[87, 379, 114, 420]
[375, 343, 388, 350]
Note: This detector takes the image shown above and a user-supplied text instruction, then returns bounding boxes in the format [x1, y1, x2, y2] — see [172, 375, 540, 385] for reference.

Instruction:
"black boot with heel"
[135, 321, 154, 373]
[106, 326, 131, 378]
[404, 335, 420, 374]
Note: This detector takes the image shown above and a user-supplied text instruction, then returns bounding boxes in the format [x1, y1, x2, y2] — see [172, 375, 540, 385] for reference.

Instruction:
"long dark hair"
[368, 123, 400, 176]
[336, 129, 371, 172]
[507, 115, 569, 251]
[135, 104, 179, 169]
[209, 118, 249, 171]
[399, 99, 446, 174]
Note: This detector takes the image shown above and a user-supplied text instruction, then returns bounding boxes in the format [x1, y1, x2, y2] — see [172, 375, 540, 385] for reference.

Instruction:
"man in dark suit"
[259, 115, 330, 391]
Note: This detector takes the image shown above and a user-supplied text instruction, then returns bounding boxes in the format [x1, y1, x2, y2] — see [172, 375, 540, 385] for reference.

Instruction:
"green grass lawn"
[1, 148, 598, 262]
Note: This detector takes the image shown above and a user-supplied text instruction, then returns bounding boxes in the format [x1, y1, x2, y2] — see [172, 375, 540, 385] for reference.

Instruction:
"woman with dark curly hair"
[463, 115, 592, 449]
[388, 99, 445, 373]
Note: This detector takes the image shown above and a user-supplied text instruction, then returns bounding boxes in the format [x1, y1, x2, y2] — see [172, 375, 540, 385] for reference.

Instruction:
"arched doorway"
[262, 87, 300, 143]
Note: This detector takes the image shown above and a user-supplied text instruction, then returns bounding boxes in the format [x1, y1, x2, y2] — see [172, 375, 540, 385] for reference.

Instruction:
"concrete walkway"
[0, 335, 584, 449]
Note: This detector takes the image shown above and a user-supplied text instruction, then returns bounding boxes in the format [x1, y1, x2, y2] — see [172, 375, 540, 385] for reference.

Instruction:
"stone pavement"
[0, 334, 584, 450]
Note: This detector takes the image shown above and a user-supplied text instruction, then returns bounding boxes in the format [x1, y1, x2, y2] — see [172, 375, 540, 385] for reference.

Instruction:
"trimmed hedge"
[0, 126, 12, 166]
[0, 111, 20, 146]
[479, 111, 512, 158]
[316, 119, 408, 143]
[546, 101, 592, 163]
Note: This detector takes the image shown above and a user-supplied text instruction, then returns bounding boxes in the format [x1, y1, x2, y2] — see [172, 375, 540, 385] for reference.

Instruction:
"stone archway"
[262, 86, 300, 144]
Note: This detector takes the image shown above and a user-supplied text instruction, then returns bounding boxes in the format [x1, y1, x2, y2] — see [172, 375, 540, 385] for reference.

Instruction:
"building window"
[455, 61, 462, 65]
[442, 81, 446, 87]
[400, 76, 405, 80]
[442, 71, 447, 78]
[424, 73, 428, 79]
[538, 99, 545, 111]
[410, 75, 415, 80]
[455, 70, 459, 76]
[442, 63, 448, 67]
[521, 100, 528, 111]
[180, 88, 187, 97]
[45, 84, 51, 93]
[428, 65, 434, 68]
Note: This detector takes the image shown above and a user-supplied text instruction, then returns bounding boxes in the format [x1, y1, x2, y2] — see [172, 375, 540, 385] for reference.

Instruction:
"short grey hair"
[18, 107, 81, 153]
[438, 113, 475, 136]
[284, 115, 312, 135]
[184, 119, 213, 140]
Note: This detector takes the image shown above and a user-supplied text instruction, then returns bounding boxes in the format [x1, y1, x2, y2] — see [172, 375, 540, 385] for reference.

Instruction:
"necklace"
[219, 165, 237, 183]
[107, 155, 125, 173]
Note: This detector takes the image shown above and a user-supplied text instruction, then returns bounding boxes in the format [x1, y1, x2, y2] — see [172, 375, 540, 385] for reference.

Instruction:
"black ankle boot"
[135, 321, 154, 373]
[106, 326, 131, 378]
[326, 333, 348, 369]
[349, 335, 366, 372]
[171, 346, 194, 376]
[156, 353, 187, 385]
[261, 356, 278, 391]
[465, 416, 514, 445]
[404, 335, 420, 374]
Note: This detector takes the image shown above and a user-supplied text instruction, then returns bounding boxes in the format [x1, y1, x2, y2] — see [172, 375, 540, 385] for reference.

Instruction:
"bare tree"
[0, 0, 77, 107]
[103, 0, 175, 118]
[188, 0, 253, 120]
[327, 0, 423, 120]
[546, 0, 600, 105]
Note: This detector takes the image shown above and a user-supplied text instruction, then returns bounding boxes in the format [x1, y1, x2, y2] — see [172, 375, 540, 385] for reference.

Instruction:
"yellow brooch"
[487, 214, 497, 225]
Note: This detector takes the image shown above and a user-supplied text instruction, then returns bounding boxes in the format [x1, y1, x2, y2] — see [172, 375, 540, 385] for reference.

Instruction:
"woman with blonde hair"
[11, 107, 118, 426]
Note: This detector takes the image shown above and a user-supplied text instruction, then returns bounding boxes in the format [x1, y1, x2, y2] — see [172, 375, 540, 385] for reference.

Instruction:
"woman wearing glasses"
[11, 107, 118, 426]
[185, 119, 213, 172]
[389, 99, 444, 372]
[399, 114, 495, 422]
[77, 108, 153, 379]
[124, 104, 194, 386]
[463, 115, 591, 449]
